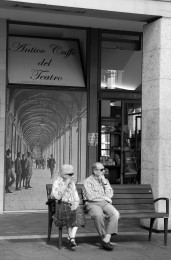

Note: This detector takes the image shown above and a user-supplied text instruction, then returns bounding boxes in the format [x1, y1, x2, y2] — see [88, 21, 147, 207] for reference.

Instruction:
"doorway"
[99, 99, 141, 184]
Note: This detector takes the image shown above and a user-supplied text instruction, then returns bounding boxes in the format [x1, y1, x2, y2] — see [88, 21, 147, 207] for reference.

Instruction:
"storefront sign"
[88, 133, 98, 146]
[99, 91, 141, 100]
[8, 36, 85, 87]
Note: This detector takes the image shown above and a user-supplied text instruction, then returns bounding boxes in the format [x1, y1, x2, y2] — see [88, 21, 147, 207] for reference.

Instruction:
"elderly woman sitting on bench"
[51, 164, 85, 248]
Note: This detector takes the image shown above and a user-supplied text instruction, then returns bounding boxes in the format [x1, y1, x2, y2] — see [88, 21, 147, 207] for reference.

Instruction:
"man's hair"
[6, 149, 11, 156]
[92, 163, 97, 171]
[92, 162, 103, 172]
[17, 153, 20, 158]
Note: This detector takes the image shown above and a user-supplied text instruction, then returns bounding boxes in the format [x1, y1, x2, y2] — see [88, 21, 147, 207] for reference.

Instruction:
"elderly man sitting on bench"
[82, 162, 120, 251]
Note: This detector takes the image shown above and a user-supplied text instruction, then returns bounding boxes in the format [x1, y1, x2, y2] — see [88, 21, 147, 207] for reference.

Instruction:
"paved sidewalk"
[0, 211, 170, 260]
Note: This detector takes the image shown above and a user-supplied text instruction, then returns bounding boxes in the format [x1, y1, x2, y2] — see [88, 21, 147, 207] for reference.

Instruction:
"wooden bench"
[46, 184, 169, 249]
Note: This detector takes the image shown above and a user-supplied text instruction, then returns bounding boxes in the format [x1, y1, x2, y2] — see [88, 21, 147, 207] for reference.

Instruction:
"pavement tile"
[0, 212, 170, 260]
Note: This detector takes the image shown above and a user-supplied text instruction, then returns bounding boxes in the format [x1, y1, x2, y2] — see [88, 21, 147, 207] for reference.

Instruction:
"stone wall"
[142, 17, 171, 229]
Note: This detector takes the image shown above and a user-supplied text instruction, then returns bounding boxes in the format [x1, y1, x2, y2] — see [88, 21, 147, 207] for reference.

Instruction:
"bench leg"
[47, 213, 53, 243]
[58, 227, 63, 249]
[149, 218, 155, 241]
[164, 218, 168, 246]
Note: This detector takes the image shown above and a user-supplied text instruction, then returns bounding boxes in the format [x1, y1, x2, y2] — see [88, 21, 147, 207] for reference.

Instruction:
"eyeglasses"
[65, 173, 74, 176]
[95, 168, 105, 172]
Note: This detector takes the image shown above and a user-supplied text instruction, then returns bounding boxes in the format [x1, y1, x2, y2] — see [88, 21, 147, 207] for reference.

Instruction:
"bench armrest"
[46, 198, 56, 205]
[154, 197, 169, 215]
[46, 199, 61, 206]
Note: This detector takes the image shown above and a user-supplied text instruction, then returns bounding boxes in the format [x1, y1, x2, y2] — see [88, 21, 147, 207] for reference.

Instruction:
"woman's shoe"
[69, 238, 77, 248]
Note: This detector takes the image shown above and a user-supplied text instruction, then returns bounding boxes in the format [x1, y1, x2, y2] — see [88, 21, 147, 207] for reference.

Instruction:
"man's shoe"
[28, 186, 33, 188]
[100, 240, 113, 251]
[15, 188, 21, 191]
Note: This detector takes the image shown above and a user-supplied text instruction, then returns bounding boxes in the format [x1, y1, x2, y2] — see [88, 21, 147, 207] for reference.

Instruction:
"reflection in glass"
[100, 100, 141, 184]
[101, 32, 142, 91]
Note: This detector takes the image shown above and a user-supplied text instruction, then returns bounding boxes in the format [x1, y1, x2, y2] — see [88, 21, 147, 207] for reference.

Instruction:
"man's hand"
[98, 175, 107, 185]
[104, 196, 112, 204]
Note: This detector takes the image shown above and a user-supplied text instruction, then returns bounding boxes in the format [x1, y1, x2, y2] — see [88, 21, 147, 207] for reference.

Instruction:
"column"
[65, 130, 70, 163]
[0, 19, 7, 213]
[87, 28, 99, 174]
[80, 115, 87, 182]
[142, 18, 171, 229]
[71, 124, 78, 179]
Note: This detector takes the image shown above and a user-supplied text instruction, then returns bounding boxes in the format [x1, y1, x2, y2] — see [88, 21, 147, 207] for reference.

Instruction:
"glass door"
[99, 99, 141, 184]
[122, 101, 141, 184]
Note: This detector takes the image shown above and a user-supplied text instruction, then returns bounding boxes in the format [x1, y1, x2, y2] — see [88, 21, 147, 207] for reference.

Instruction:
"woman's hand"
[65, 178, 71, 184]
[69, 180, 75, 190]
[71, 202, 78, 211]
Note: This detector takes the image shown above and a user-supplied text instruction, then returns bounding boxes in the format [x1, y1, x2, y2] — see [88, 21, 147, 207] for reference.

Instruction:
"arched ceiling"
[8, 88, 87, 152]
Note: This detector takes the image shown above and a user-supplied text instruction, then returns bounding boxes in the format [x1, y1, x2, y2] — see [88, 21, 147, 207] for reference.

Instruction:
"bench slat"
[113, 189, 153, 194]
[112, 198, 154, 204]
[79, 199, 155, 206]
[119, 212, 169, 218]
[82, 211, 168, 218]
[79, 202, 155, 210]
[118, 209, 155, 214]
[114, 204, 155, 210]
[78, 189, 153, 198]
[113, 194, 153, 199]
[111, 184, 152, 189]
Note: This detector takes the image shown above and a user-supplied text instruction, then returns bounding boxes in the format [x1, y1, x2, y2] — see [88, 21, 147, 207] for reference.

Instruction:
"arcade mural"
[5, 88, 87, 211]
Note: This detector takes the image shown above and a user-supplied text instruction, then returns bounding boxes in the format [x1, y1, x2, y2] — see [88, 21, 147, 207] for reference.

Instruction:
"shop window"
[99, 31, 142, 184]
[100, 32, 142, 92]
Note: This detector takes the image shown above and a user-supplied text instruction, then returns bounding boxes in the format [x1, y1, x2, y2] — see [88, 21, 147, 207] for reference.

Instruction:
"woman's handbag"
[53, 201, 86, 227]
[53, 201, 72, 227]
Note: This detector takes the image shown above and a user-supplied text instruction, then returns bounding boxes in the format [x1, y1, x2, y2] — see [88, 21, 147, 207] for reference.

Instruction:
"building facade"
[0, 0, 171, 230]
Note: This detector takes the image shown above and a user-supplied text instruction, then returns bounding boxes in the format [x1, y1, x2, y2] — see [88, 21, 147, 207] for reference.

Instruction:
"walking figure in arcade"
[25, 152, 33, 189]
[5, 149, 15, 193]
[48, 154, 56, 179]
[20, 154, 26, 187]
[15, 152, 22, 191]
